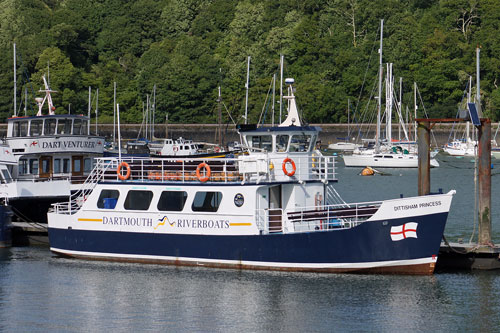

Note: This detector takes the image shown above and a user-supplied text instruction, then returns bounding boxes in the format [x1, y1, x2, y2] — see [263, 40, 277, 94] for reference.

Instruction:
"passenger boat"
[5, 76, 104, 222]
[48, 80, 455, 274]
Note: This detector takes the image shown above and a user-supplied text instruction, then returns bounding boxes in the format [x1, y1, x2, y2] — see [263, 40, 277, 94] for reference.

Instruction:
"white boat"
[343, 146, 440, 168]
[5, 76, 104, 222]
[47, 78, 455, 275]
[328, 141, 360, 151]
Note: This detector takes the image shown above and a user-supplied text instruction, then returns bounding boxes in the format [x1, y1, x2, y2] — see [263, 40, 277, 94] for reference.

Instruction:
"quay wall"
[0, 123, 494, 147]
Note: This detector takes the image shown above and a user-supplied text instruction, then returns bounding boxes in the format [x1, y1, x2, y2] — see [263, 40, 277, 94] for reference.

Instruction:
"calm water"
[1, 153, 500, 332]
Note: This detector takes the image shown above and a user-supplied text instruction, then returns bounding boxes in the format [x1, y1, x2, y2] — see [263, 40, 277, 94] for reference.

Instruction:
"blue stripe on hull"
[49, 212, 448, 267]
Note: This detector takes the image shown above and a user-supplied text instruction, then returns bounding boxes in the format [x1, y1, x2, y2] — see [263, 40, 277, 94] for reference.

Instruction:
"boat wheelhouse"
[48, 79, 455, 274]
[5, 76, 104, 223]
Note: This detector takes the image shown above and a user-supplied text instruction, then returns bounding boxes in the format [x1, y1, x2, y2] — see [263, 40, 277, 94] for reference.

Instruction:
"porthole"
[234, 193, 244, 207]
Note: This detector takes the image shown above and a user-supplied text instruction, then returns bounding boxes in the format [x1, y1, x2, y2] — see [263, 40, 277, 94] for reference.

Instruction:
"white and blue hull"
[49, 211, 447, 274]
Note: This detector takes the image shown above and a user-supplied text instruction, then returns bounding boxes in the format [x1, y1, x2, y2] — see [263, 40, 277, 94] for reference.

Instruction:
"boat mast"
[414, 82, 417, 142]
[280, 54, 284, 123]
[88, 86, 91, 133]
[244, 56, 250, 124]
[13, 43, 16, 117]
[113, 82, 116, 147]
[347, 98, 350, 139]
[376, 19, 383, 152]
[153, 84, 156, 139]
[272, 73, 276, 127]
[385, 62, 393, 144]
[95, 88, 99, 135]
[117, 104, 122, 160]
[476, 47, 481, 116]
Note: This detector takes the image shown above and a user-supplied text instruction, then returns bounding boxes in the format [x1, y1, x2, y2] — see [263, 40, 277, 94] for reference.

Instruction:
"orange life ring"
[282, 158, 296, 177]
[117, 161, 131, 180]
[196, 162, 211, 182]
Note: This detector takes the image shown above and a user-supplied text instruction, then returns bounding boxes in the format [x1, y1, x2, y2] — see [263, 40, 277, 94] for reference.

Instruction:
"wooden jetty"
[11, 222, 48, 246]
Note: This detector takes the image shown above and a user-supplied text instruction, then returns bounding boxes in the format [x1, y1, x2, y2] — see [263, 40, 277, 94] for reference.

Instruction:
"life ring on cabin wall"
[117, 161, 131, 180]
[173, 146, 179, 152]
[214, 146, 220, 153]
[282, 158, 296, 177]
[196, 162, 211, 182]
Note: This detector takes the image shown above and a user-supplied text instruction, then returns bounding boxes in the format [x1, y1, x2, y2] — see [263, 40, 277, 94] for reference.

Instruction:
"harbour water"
[1, 152, 500, 331]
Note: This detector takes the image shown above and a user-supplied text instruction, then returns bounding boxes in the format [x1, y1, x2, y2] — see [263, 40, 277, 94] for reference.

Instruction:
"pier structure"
[417, 117, 500, 270]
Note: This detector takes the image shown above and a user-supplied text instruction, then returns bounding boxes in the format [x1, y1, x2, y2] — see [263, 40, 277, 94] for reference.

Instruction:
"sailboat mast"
[244, 56, 250, 124]
[113, 82, 116, 147]
[376, 19, 383, 152]
[476, 47, 481, 116]
[272, 73, 276, 127]
[385, 63, 393, 144]
[280, 55, 284, 123]
[13, 43, 17, 117]
[414, 82, 417, 141]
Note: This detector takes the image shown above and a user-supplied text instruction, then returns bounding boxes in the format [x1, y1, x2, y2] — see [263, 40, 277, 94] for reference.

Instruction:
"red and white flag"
[390, 222, 418, 241]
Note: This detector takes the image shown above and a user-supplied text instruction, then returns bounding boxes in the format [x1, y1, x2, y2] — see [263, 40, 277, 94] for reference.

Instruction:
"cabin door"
[268, 185, 282, 233]
[39, 156, 52, 178]
[72, 155, 84, 177]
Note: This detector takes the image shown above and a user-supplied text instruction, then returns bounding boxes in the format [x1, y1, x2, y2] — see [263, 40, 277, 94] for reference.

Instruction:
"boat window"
[63, 159, 70, 173]
[30, 120, 43, 136]
[289, 134, 312, 152]
[57, 119, 73, 135]
[157, 191, 188, 211]
[97, 189, 120, 209]
[1, 169, 12, 183]
[192, 191, 222, 212]
[84, 158, 92, 172]
[74, 159, 82, 173]
[81, 121, 88, 135]
[13, 121, 29, 137]
[124, 190, 154, 210]
[184, 145, 189, 150]
[246, 135, 272, 151]
[276, 135, 289, 152]
[29, 159, 39, 175]
[384, 156, 393, 159]
[41, 159, 51, 174]
[44, 119, 57, 135]
[73, 119, 83, 135]
[54, 159, 61, 173]
[19, 159, 28, 174]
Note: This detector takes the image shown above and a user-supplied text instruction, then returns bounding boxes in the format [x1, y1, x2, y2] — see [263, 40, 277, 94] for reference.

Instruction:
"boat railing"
[255, 201, 382, 235]
[88, 154, 336, 184]
[51, 158, 117, 214]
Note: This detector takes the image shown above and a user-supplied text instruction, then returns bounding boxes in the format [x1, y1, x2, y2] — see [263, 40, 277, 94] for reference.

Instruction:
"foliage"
[0, 0, 499, 124]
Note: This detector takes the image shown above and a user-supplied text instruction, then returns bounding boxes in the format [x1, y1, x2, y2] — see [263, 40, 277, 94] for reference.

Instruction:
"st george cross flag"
[390, 222, 418, 241]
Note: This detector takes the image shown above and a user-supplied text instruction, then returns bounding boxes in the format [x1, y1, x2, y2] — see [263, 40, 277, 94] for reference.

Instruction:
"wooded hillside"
[0, 0, 498, 125]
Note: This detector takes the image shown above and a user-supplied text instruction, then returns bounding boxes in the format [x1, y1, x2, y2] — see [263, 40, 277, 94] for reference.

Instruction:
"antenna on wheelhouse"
[36, 75, 56, 116]
[279, 78, 301, 127]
